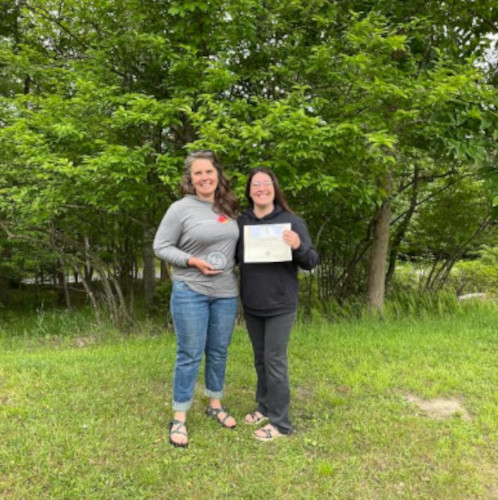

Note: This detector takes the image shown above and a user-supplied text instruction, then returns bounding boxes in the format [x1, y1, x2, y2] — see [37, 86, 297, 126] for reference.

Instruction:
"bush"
[149, 280, 173, 326]
[384, 289, 460, 319]
[450, 247, 498, 295]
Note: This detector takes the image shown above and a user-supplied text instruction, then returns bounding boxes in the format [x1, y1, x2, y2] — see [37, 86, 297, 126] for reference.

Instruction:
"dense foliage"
[1, 0, 497, 323]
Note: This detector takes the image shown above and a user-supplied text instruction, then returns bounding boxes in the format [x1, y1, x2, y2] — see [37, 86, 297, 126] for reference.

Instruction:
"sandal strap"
[208, 406, 230, 423]
[244, 410, 268, 425]
[171, 418, 186, 425]
[170, 419, 188, 437]
[260, 428, 273, 439]
[206, 405, 236, 428]
[255, 424, 282, 441]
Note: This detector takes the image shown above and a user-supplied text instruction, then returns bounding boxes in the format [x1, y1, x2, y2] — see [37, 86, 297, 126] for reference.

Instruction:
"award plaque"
[207, 251, 228, 270]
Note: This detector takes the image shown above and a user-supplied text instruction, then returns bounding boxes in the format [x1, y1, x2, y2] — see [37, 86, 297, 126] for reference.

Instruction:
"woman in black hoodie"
[237, 167, 319, 441]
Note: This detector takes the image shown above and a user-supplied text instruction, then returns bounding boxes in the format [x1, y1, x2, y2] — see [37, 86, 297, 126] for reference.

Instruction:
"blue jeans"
[170, 281, 238, 411]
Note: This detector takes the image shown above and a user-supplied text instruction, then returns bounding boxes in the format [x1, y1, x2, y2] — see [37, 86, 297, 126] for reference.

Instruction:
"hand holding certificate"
[244, 223, 292, 263]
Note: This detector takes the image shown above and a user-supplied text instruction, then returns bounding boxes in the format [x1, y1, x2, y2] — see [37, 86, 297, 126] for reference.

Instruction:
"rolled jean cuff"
[205, 388, 223, 399]
[173, 398, 193, 412]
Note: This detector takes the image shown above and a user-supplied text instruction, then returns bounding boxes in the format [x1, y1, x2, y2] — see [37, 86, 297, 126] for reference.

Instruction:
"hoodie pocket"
[242, 268, 290, 310]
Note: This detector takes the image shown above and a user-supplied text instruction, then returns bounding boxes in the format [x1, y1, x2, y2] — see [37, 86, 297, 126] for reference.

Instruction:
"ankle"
[173, 411, 187, 423]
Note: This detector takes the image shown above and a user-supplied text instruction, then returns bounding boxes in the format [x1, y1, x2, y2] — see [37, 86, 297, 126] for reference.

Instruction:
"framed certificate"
[243, 223, 292, 263]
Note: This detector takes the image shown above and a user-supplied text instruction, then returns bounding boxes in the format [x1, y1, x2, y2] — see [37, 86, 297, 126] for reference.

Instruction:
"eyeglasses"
[251, 181, 273, 187]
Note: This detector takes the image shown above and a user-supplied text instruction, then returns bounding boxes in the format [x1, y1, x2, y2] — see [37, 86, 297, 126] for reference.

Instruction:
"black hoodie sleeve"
[291, 215, 320, 270]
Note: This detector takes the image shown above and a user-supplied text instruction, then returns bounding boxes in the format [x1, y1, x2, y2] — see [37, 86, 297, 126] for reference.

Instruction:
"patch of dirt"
[404, 393, 471, 421]
[294, 384, 315, 402]
[488, 481, 498, 499]
[74, 336, 96, 348]
[482, 465, 498, 499]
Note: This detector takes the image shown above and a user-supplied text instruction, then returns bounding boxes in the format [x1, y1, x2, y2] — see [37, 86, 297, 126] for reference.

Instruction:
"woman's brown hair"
[181, 150, 239, 219]
[245, 167, 293, 213]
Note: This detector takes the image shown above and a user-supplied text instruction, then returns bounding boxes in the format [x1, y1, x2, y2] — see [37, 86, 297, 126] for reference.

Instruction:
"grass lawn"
[1, 303, 497, 499]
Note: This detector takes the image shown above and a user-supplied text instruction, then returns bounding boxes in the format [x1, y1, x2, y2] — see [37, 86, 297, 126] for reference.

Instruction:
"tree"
[1, 0, 497, 323]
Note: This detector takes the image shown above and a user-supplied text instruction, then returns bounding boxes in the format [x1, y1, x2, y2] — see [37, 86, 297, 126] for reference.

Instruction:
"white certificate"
[244, 223, 292, 263]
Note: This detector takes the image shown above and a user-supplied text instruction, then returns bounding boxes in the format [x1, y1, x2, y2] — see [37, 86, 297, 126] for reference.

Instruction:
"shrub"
[450, 247, 498, 295]
[149, 280, 173, 326]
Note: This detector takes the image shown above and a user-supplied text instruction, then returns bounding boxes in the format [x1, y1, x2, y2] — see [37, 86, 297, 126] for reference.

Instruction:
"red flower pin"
[218, 214, 228, 223]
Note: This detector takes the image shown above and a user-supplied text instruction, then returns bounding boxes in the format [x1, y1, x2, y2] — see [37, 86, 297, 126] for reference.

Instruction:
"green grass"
[1, 303, 498, 499]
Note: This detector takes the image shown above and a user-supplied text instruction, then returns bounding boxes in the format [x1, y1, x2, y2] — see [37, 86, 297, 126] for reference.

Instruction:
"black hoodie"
[237, 205, 320, 317]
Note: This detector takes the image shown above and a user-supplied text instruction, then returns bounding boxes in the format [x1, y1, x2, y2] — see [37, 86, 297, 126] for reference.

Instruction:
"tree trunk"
[386, 165, 419, 286]
[367, 170, 393, 313]
[142, 226, 156, 308]
[57, 259, 71, 308]
[0, 245, 11, 306]
[75, 266, 100, 323]
[84, 237, 94, 282]
[0, 273, 9, 306]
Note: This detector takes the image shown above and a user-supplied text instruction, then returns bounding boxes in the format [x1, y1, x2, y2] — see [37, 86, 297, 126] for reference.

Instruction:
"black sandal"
[205, 406, 237, 429]
[169, 419, 189, 447]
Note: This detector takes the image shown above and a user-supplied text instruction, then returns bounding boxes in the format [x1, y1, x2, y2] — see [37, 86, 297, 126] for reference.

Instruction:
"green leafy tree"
[0, 0, 497, 323]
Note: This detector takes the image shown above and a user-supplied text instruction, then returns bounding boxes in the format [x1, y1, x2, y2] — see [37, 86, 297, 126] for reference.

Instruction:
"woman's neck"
[253, 203, 274, 219]
[195, 193, 214, 203]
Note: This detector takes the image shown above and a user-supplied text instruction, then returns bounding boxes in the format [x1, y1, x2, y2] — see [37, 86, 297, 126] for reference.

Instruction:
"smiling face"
[249, 172, 275, 213]
[190, 158, 219, 202]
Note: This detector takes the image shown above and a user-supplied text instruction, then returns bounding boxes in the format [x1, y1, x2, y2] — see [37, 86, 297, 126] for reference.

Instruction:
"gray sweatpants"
[244, 311, 296, 434]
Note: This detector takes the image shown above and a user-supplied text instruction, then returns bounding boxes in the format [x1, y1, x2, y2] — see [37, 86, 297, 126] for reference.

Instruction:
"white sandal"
[253, 423, 285, 442]
[244, 410, 268, 425]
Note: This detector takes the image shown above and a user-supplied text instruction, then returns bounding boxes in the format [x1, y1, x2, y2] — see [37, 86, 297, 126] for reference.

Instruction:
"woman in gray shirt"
[154, 150, 239, 447]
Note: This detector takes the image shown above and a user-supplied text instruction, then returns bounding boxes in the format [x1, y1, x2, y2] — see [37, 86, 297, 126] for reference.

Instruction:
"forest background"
[1, 0, 498, 326]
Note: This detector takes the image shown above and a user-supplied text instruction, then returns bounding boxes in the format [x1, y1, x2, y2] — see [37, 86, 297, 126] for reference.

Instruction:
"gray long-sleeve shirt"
[153, 195, 239, 298]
